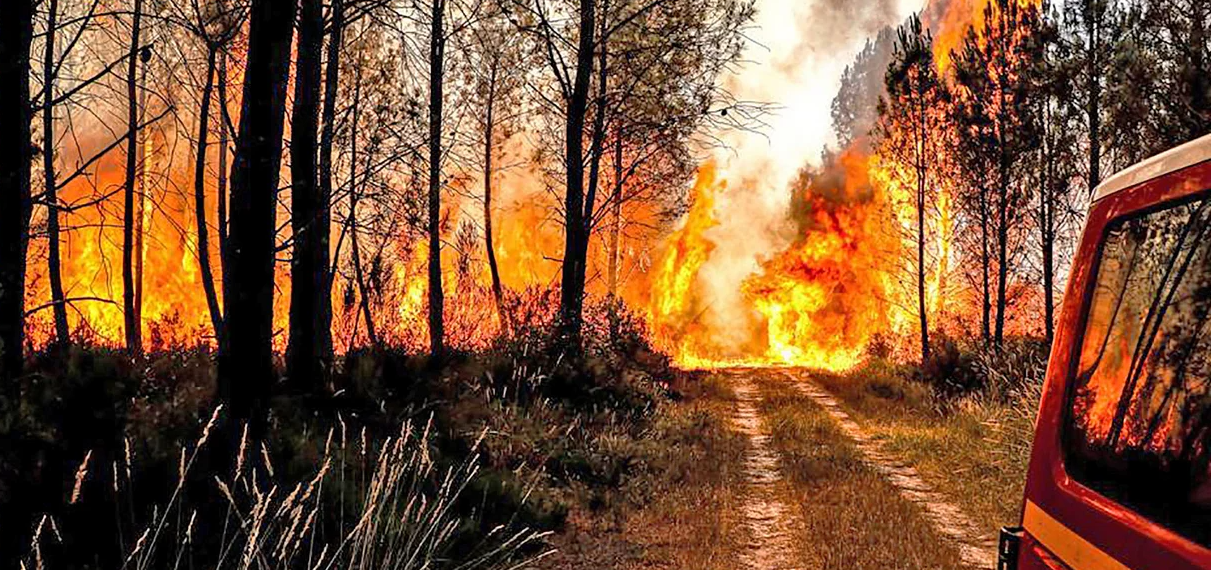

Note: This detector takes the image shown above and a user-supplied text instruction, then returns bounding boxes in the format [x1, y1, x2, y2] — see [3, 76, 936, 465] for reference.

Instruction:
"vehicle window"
[1066, 194, 1211, 547]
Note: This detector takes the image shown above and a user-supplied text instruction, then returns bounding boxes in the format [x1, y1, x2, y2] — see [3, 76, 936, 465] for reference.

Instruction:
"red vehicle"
[1002, 134, 1211, 569]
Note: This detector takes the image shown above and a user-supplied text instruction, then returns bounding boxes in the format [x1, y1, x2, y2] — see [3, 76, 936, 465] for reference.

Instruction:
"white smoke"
[694, 0, 925, 354]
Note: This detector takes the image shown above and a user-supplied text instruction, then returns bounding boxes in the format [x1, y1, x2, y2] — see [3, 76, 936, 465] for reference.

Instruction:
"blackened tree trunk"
[980, 185, 991, 344]
[427, 0, 446, 358]
[0, 0, 34, 382]
[914, 82, 930, 365]
[1041, 161, 1056, 344]
[482, 65, 505, 324]
[317, 0, 342, 351]
[558, 0, 597, 343]
[607, 134, 622, 297]
[348, 64, 378, 347]
[193, 45, 224, 346]
[287, 0, 330, 392]
[44, 0, 70, 346]
[219, 0, 296, 425]
[218, 50, 230, 280]
[578, 12, 609, 316]
[122, 0, 143, 353]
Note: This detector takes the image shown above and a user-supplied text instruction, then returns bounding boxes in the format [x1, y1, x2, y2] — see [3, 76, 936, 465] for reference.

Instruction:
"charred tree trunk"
[219, 0, 296, 426]
[122, 0, 143, 353]
[607, 134, 622, 301]
[558, 0, 597, 344]
[348, 65, 378, 348]
[579, 14, 609, 310]
[287, 0, 329, 392]
[44, 0, 70, 346]
[427, 0, 446, 359]
[980, 184, 991, 344]
[218, 50, 230, 282]
[482, 63, 505, 326]
[914, 78, 930, 365]
[0, 0, 35, 381]
[194, 45, 224, 346]
[316, 0, 342, 353]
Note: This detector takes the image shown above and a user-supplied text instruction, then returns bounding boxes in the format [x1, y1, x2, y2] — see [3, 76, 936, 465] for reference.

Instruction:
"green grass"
[753, 373, 964, 569]
[809, 359, 1040, 536]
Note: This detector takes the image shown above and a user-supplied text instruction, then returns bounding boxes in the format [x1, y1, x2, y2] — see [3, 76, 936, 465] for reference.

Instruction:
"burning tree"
[876, 14, 948, 364]
[949, 0, 1046, 347]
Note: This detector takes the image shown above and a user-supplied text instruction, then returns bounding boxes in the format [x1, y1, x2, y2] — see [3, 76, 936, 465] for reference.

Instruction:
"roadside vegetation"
[813, 337, 1048, 535]
[3, 307, 738, 569]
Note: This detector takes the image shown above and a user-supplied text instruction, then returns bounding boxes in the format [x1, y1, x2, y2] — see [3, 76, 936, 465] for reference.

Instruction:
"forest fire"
[645, 147, 936, 371]
[18, 0, 1045, 371]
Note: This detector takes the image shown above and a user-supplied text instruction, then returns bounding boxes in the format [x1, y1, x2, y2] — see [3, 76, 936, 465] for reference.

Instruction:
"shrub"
[921, 334, 982, 398]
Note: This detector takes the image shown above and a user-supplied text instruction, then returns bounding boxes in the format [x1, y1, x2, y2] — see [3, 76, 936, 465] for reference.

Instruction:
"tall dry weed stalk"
[23, 408, 553, 570]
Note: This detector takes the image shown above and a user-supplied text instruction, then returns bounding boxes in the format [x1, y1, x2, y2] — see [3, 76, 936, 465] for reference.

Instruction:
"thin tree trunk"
[608, 134, 622, 296]
[980, 184, 991, 344]
[427, 0, 445, 358]
[1085, 0, 1101, 192]
[44, 0, 70, 346]
[0, 0, 35, 381]
[915, 79, 929, 364]
[218, 50, 230, 283]
[287, 0, 328, 391]
[219, 0, 296, 426]
[193, 45, 223, 345]
[558, 0, 597, 343]
[348, 63, 378, 348]
[577, 11, 609, 313]
[607, 132, 622, 338]
[122, 0, 143, 352]
[316, 0, 343, 357]
[1041, 107, 1056, 344]
[482, 63, 505, 325]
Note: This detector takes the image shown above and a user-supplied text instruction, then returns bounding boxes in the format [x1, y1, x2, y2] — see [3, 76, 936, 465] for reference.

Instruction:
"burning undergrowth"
[646, 148, 903, 371]
[741, 147, 900, 370]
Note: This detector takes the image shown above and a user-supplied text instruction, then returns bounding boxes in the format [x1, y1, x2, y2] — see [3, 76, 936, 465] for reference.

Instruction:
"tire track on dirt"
[729, 371, 804, 570]
[779, 370, 997, 569]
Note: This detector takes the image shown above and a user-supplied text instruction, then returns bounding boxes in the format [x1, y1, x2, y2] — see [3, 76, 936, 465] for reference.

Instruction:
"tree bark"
[316, 0, 342, 353]
[558, 0, 597, 343]
[607, 134, 622, 300]
[44, 0, 71, 346]
[1084, 0, 1101, 192]
[348, 63, 378, 348]
[427, 0, 446, 358]
[980, 184, 991, 344]
[287, 0, 329, 392]
[482, 63, 505, 325]
[218, 50, 230, 284]
[219, 0, 296, 426]
[193, 45, 224, 346]
[0, 0, 35, 381]
[122, 0, 143, 352]
[914, 76, 930, 364]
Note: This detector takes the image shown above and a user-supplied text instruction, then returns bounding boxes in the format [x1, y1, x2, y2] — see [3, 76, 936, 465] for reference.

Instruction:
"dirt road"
[725, 368, 996, 569]
[543, 367, 999, 570]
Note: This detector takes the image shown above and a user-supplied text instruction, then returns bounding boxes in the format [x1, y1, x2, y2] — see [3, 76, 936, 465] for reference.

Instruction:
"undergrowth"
[2, 302, 689, 569]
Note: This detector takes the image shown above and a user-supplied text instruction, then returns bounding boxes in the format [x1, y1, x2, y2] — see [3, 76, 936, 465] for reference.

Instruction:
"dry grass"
[810, 358, 1042, 537]
[536, 373, 748, 570]
[753, 374, 964, 570]
[22, 408, 553, 570]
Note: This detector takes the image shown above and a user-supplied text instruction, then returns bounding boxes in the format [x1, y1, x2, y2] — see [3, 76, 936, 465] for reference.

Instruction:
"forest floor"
[542, 365, 1035, 570]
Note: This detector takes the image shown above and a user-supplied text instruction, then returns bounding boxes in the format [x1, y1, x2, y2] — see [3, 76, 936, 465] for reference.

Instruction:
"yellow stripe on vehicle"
[1023, 500, 1131, 570]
